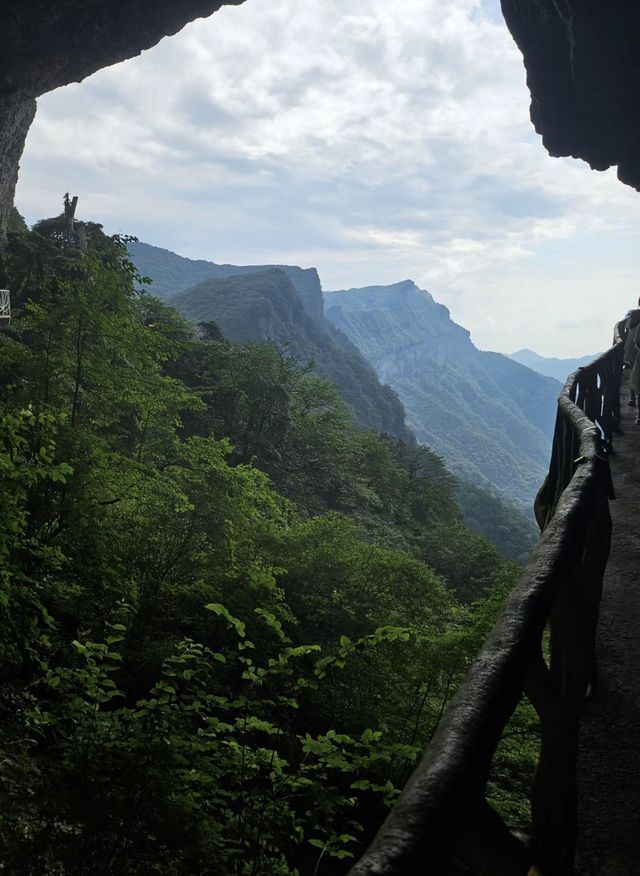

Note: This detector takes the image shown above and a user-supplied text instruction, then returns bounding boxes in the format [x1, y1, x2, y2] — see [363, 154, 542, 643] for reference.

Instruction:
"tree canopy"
[0, 220, 536, 874]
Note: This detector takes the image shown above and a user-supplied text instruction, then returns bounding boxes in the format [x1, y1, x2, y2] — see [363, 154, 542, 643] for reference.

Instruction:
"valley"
[129, 241, 551, 559]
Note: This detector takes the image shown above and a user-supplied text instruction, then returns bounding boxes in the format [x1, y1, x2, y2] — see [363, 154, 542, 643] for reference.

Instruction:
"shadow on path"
[577, 389, 640, 876]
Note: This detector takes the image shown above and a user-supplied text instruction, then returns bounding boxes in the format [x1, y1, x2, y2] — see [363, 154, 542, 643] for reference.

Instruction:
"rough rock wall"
[501, 0, 640, 190]
[0, 97, 36, 281]
[1, 0, 246, 99]
[0, 0, 246, 256]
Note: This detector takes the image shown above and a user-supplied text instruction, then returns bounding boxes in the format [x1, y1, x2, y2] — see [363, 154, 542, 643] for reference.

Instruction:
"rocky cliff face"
[0, 0, 245, 252]
[0, 99, 36, 278]
[502, 0, 640, 190]
[171, 268, 307, 343]
[128, 242, 325, 320]
[1, 1, 244, 100]
[325, 280, 472, 379]
[325, 280, 561, 512]
[168, 268, 411, 440]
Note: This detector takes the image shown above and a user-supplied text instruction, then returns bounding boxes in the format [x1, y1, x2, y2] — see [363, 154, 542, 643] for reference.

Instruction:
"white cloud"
[15, 0, 640, 357]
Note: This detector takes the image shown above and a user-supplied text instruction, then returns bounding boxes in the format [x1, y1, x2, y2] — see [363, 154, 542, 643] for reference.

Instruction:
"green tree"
[0, 218, 532, 874]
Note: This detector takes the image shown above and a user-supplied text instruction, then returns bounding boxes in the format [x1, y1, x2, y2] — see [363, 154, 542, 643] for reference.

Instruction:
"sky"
[15, 0, 640, 357]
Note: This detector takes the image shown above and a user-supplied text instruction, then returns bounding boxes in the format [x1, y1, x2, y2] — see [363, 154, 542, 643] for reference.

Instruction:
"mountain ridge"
[324, 280, 560, 513]
[508, 347, 600, 382]
[167, 266, 411, 441]
[127, 241, 541, 548]
[130, 240, 325, 319]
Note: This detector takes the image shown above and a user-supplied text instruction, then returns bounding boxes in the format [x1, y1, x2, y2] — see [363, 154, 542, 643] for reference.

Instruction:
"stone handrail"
[349, 340, 624, 875]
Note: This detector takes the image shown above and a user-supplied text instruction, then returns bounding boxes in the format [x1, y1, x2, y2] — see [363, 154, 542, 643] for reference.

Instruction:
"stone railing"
[350, 340, 624, 876]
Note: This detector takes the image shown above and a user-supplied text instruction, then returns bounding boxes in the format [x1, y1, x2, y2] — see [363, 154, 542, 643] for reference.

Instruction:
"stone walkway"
[576, 391, 640, 875]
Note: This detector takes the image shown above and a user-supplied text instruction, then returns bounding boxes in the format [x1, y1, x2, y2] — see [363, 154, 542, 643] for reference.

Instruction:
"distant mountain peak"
[127, 241, 411, 441]
[324, 281, 560, 513]
[508, 348, 600, 382]
[327, 278, 431, 299]
[128, 243, 559, 513]
[392, 278, 420, 292]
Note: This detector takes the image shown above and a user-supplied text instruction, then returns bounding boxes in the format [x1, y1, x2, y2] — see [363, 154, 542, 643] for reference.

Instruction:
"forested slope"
[325, 280, 560, 513]
[129, 240, 325, 318]
[169, 269, 410, 440]
[128, 242, 540, 557]
[0, 220, 538, 873]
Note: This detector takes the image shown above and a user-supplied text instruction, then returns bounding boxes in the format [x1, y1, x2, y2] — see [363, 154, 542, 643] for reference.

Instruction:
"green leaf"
[206, 603, 246, 638]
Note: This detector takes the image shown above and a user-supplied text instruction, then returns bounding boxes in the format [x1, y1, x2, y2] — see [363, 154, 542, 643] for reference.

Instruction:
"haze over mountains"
[324, 281, 560, 512]
[131, 242, 325, 320]
[128, 241, 559, 554]
[508, 348, 600, 382]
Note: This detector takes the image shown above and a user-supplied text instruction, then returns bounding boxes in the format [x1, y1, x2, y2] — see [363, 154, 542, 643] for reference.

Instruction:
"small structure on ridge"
[0, 288, 10, 326]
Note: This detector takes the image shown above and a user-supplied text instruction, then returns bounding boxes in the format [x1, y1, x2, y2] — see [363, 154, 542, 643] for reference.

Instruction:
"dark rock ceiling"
[1, 0, 246, 98]
[501, 0, 640, 191]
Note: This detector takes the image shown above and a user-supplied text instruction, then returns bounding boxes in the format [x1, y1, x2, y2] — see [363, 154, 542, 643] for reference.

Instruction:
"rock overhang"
[0, 0, 247, 265]
[501, 0, 640, 191]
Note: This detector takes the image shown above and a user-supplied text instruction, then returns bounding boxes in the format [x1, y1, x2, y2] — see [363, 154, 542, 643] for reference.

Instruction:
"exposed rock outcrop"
[502, 0, 640, 189]
[1, 0, 246, 99]
[168, 267, 412, 440]
[324, 280, 560, 512]
[128, 241, 326, 321]
[0, 98, 36, 277]
[0, 0, 246, 253]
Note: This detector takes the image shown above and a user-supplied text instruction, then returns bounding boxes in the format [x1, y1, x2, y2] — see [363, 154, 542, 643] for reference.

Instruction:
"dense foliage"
[0, 220, 537, 874]
[455, 482, 537, 566]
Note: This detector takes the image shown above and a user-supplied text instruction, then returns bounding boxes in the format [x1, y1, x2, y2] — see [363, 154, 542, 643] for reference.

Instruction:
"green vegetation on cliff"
[0, 221, 537, 873]
[128, 242, 541, 560]
[169, 269, 411, 441]
[129, 243, 410, 440]
[129, 240, 326, 318]
[455, 482, 537, 566]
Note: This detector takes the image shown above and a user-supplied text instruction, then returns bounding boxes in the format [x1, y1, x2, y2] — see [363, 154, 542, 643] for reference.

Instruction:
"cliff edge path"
[577, 386, 640, 876]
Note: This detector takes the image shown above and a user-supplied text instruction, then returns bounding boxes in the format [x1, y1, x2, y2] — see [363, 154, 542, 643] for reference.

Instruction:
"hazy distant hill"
[325, 280, 560, 513]
[508, 347, 599, 382]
